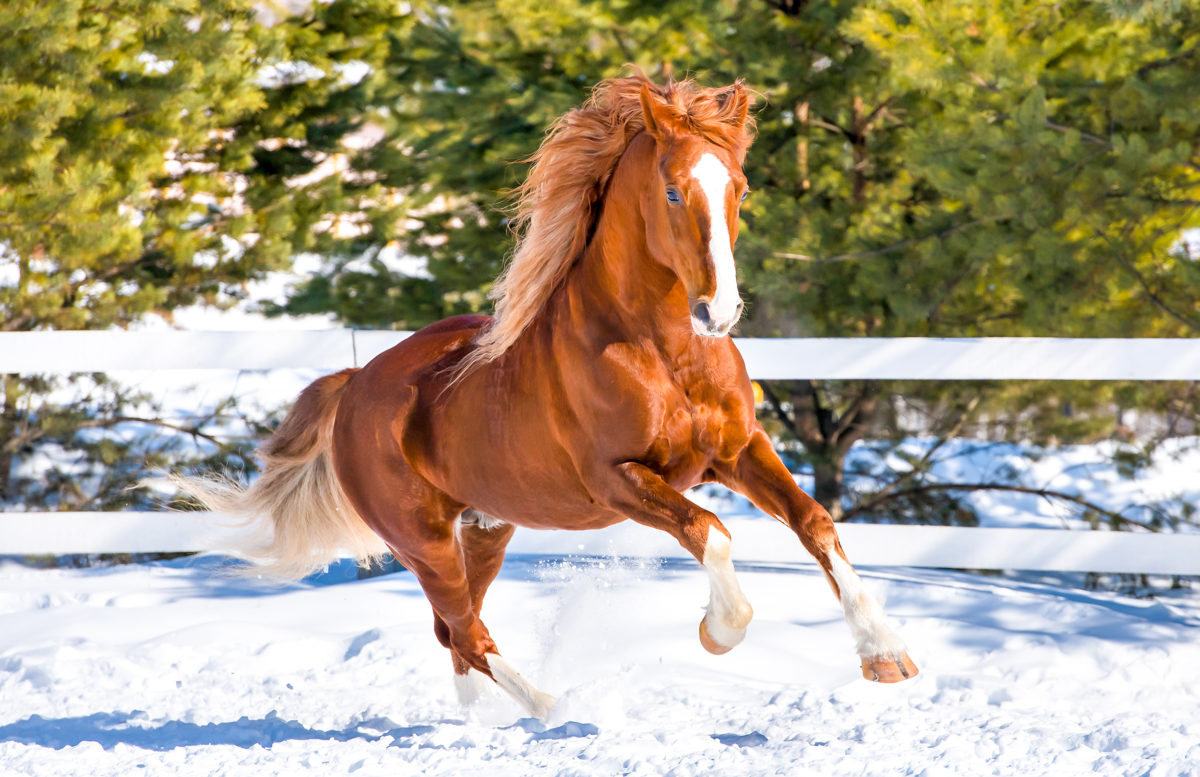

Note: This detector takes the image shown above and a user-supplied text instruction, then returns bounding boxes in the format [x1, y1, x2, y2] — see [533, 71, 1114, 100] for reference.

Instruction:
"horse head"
[637, 81, 753, 338]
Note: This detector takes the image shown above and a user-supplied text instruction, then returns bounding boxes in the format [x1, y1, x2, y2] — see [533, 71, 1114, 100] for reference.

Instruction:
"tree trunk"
[0, 375, 17, 503]
[811, 455, 845, 521]
[761, 381, 880, 523]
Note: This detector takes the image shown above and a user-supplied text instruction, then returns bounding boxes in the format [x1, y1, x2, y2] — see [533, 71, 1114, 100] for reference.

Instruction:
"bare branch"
[1136, 43, 1200, 77]
[759, 382, 802, 442]
[832, 383, 878, 442]
[809, 115, 851, 137]
[857, 97, 893, 135]
[860, 396, 983, 506]
[845, 481, 1161, 532]
[75, 414, 246, 454]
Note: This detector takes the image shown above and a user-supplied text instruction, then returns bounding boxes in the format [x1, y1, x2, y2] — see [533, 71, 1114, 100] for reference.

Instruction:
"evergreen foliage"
[0, 0, 406, 508]
[2, 0, 1197, 526]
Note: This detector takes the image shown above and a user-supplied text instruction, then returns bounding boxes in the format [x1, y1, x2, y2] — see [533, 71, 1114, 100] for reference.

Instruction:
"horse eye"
[740, 189, 750, 202]
[666, 188, 681, 205]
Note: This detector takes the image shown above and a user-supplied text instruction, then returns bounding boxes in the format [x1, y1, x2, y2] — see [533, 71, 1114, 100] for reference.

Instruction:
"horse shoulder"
[538, 340, 672, 470]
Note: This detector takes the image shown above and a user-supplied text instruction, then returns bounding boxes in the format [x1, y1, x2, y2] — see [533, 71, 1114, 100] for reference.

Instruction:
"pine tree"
[0, 0, 409, 508]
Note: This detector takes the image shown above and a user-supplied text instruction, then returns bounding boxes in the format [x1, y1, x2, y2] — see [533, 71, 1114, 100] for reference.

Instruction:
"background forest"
[2, 0, 1199, 530]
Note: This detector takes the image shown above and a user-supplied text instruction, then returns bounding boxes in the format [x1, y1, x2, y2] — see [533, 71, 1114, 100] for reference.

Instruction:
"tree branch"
[832, 383, 878, 442]
[1136, 43, 1200, 77]
[1103, 232, 1200, 334]
[809, 115, 852, 138]
[71, 414, 247, 455]
[804, 380, 837, 442]
[858, 396, 983, 507]
[845, 481, 1161, 532]
[759, 382, 802, 442]
[856, 96, 893, 135]
[1040, 118, 1110, 147]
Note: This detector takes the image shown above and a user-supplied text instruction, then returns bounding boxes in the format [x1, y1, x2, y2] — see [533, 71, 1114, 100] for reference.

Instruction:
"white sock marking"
[689, 153, 741, 326]
[485, 653, 557, 721]
[827, 553, 908, 659]
[453, 668, 495, 707]
[701, 526, 753, 649]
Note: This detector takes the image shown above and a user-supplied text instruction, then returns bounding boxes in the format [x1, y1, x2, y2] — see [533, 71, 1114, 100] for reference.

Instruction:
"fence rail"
[4, 512, 1199, 575]
[2, 330, 1198, 572]
[2, 330, 1200, 379]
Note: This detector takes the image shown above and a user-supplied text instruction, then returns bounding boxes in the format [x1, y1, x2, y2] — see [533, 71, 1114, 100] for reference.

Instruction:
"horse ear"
[639, 82, 673, 140]
[722, 82, 750, 129]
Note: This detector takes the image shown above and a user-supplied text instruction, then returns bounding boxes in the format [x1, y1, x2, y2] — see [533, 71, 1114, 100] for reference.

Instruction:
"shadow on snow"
[0, 710, 437, 752]
[0, 711, 605, 752]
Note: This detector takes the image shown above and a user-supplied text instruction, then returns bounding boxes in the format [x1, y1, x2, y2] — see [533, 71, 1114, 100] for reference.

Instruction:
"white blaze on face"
[689, 152, 742, 326]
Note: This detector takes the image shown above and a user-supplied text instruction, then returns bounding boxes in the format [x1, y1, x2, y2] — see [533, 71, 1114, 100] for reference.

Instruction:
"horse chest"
[577, 339, 754, 489]
[643, 390, 748, 476]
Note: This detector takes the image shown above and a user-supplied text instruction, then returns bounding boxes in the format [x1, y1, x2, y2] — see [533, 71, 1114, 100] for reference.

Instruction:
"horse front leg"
[603, 461, 755, 654]
[720, 429, 919, 683]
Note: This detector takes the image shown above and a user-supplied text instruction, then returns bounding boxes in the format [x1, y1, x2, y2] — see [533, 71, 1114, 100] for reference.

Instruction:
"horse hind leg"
[379, 503, 554, 720]
[446, 510, 521, 708]
[456, 511, 556, 718]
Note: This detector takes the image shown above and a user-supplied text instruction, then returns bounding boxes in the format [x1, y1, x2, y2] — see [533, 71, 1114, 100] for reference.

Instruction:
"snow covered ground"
[1, 547, 1198, 776]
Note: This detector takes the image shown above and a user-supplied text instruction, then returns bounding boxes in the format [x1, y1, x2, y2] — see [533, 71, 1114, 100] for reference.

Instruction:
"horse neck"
[564, 136, 692, 348]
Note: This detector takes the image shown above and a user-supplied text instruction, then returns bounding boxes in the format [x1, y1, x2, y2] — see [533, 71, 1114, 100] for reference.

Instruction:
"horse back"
[333, 314, 490, 455]
[369, 314, 491, 381]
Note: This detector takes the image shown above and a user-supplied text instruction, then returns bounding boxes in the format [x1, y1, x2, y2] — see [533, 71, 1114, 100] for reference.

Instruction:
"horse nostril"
[734, 300, 744, 319]
[691, 300, 712, 326]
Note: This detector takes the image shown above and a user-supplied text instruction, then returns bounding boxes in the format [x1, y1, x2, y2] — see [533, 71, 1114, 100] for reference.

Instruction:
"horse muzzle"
[690, 298, 744, 338]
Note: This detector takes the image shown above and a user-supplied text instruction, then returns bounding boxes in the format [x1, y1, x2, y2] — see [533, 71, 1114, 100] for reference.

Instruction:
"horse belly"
[447, 462, 626, 532]
[420, 404, 622, 530]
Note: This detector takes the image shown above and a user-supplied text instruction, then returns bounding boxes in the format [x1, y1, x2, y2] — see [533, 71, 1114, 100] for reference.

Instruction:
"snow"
[1, 550, 1198, 776]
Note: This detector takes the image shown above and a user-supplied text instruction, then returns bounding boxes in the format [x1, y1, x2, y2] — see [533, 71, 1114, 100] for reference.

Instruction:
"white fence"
[4, 329, 1200, 379]
[6, 512, 1200, 576]
[2, 330, 1200, 574]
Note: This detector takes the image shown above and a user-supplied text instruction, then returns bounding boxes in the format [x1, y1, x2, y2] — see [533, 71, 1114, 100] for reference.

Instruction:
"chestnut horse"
[189, 75, 917, 719]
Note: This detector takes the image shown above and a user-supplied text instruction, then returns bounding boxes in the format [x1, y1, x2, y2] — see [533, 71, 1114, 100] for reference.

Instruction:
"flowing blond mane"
[454, 74, 754, 378]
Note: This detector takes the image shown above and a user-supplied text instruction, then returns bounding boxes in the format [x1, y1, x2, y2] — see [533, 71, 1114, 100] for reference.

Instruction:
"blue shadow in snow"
[712, 731, 768, 748]
[120, 554, 431, 602]
[0, 710, 437, 752]
[506, 718, 600, 743]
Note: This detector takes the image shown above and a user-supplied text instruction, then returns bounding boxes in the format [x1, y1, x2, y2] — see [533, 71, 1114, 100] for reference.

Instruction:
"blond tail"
[174, 368, 386, 580]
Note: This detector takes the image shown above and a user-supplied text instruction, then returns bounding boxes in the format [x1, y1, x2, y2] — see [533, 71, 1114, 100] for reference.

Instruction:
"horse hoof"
[861, 652, 919, 683]
[696, 618, 739, 657]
